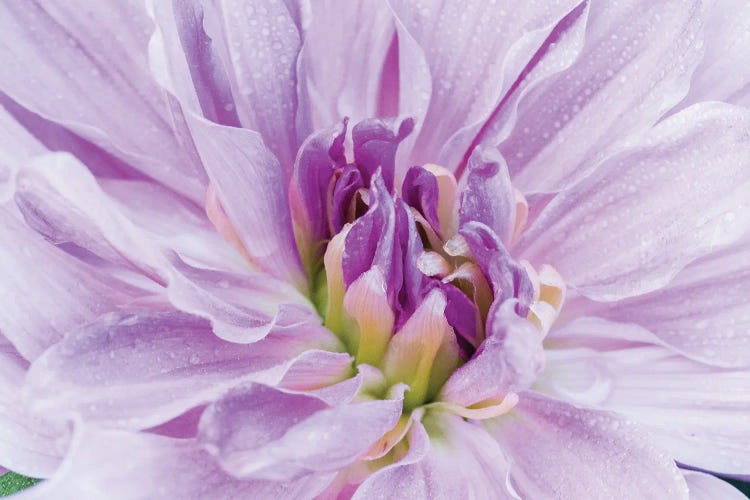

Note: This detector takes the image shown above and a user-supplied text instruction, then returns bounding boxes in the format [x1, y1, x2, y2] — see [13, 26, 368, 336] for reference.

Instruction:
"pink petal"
[354, 414, 514, 499]
[198, 383, 403, 481]
[199, 0, 301, 170]
[344, 267, 396, 366]
[351, 415, 430, 499]
[24, 309, 339, 430]
[676, 0, 750, 110]
[18, 427, 334, 499]
[165, 252, 318, 344]
[485, 391, 689, 499]
[0, 207, 144, 360]
[440, 299, 543, 407]
[461, 2, 589, 181]
[14, 153, 234, 281]
[382, 289, 460, 409]
[184, 114, 308, 290]
[543, 317, 750, 475]
[298, 0, 395, 130]
[682, 470, 748, 500]
[0, 100, 45, 201]
[499, 0, 707, 194]
[147, 0, 240, 126]
[517, 102, 750, 302]
[389, 0, 581, 170]
[0, 336, 65, 478]
[0, 2, 206, 201]
[570, 237, 750, 368]
[459, 147, 516, 245]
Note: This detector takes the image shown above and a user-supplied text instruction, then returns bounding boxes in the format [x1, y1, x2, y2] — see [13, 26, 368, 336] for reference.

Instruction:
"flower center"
[207, 118, 566, 422]
[293, 148, 565, 412]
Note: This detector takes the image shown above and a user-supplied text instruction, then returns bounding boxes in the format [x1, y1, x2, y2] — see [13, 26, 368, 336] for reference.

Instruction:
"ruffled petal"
[440, 300, 543, 408]
[185, 114, 307, 290]
[485, 391, 689, 499]
[498, 0, 707, 194]
[459, 147, 516, 245]
[676, 0, 750, 109]
[13, 153, 230, 281]
[0, 336, 66, 478]
[198, 383, 403, 480]
[24, 309, 340, 430]
[542, 317, 750, 475]
[389, 0, 581, 170]
[0, 207, 144, 360]
[165, 253, 317, 344]
[289, 120, 347, 266]
[517, 102, 750, 302]
[0, 1, 206, 201]
[570, 237, 750, 368]
[198, 0, 302, 170]
[354, 414, 515, 499]
[17, 427, 334, 499]
[298, 0, 395, 130]
[455, 2, 589, 181]
[343, 173, 398, 292]
[352, 117, 414, 191]
[147, 0, 241, 126]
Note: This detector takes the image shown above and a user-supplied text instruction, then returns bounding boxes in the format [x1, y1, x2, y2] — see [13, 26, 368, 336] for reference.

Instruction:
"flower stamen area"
[207, 120, 567, 472]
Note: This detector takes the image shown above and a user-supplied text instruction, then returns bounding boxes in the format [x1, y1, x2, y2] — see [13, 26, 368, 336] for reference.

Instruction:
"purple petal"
[438, 283, 481, 350]
[0, 336, 65, 478]
[459, 147, 516, 245]
[352, 116, 414, 191]
[498, 0, 707, 194]
[402, 166, 441, 236]
[1, 94, 146, 184]
[0, 1, 207, 201]
[394, 200, 426, 321]
[165, 252, 318, 344]
[0, 207, 144, 360]
[298, 0, 396, 131]
[351, 415, 430, 499]
[542, 317, 750, 474]
[675, 0, 750, 110]
[354, 414, 513, 499]
[198, 383, 403, 480]
[343, 173, 398, 289]
[330, 164, 364, 234]
[460, 221, 534, 312]
[569, 236, 750, 368]
[198, 0, 302, 170]
[149, 0, 240, 126]
[13, 153, 235, 282]
[289, 119, 347, 261]
[279, 351, 354, 392]
[185, 114, 308, 290]
[24, 309, 339, 430]
[485, 391, 689, 499]
[19, 427, 334, 499]
[0, 99, 45, 201]
[516, 102, 750, 302]
[450, 2, 590, 181]
[389, 0, 581, 170]
[440, 300, 544, 407]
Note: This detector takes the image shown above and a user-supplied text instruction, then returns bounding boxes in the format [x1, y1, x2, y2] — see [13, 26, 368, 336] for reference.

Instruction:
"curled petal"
[198, 383, 404, 481]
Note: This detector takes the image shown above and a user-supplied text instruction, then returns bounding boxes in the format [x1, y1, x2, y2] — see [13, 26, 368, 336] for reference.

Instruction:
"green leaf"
[0, 472, 41, 497]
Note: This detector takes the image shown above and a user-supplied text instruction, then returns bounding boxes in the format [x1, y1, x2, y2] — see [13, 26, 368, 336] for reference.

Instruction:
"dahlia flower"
[1, 0, 750, 498]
